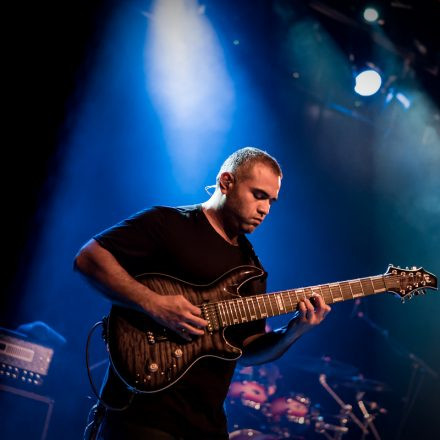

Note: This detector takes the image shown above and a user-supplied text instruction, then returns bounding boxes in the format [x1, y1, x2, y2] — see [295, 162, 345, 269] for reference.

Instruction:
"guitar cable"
[85, 318, 134, 411]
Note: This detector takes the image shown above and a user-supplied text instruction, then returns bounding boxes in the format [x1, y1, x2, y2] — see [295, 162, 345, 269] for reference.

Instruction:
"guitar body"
[106, 265, 265, 393]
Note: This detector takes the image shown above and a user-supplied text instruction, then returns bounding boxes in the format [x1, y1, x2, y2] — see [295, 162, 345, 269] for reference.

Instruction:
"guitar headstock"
[384, 265, 438, 302]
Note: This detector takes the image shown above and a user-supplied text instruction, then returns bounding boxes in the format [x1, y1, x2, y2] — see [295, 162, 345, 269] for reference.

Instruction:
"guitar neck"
[214, 273, 392, 328]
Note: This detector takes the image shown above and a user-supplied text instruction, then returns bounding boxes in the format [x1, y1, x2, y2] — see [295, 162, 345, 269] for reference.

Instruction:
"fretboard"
[210, 274, 392, 329]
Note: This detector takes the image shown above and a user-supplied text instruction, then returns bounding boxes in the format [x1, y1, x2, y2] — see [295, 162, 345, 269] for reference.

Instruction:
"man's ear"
[219, 172, 235, 193]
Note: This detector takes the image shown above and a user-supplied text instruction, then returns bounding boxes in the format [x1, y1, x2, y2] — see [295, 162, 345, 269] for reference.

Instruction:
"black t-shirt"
[93, 205, 267, 438]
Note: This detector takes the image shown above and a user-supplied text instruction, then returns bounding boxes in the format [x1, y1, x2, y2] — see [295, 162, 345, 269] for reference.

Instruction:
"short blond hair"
[216, 147, 282, 184]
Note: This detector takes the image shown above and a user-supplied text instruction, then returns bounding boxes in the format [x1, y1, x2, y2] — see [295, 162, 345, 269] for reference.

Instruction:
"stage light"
[384, 88, 412, 110]
[363, 7, 379, 23]
[395, 92, 411, 109]
[354, 69, 382, 96]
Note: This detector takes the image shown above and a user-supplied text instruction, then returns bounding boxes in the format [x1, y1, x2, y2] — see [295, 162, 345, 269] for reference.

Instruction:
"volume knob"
[148, 363, 159, 373]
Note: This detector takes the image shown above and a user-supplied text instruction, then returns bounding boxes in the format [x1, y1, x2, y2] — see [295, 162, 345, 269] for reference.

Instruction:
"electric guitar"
[104, 265, 437, 393]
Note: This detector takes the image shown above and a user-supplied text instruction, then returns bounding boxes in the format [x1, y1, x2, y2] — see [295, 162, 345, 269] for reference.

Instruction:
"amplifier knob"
[173, 349, 183, 358]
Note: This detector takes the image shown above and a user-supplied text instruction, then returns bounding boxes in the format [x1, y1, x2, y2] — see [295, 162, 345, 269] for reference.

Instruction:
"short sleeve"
[93, 207, 167, 275]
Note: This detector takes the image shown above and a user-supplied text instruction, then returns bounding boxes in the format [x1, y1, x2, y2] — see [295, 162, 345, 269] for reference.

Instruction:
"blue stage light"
[354, 70, 382, 96]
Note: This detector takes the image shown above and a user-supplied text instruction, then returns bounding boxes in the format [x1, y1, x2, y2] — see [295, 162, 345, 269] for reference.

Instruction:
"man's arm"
[74, 239, 207, 340]
[239, 295, 331, 365]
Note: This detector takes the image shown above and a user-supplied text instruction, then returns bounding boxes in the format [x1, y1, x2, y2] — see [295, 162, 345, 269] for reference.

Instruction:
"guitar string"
[202, 274, 413, 328]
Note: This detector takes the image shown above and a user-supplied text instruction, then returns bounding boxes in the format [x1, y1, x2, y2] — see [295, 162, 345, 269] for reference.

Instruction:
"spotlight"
[363, 7, 379, 23]
[354, 70, 382, 96]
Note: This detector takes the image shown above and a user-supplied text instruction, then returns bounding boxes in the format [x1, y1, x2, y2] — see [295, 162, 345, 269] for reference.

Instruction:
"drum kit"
[226, 357, 389, 440]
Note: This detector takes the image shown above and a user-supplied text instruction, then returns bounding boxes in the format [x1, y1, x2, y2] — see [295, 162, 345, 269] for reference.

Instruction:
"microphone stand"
[356, 311, 438, 440]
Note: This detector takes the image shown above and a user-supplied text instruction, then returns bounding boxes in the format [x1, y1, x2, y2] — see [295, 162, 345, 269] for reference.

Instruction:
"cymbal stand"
[315, 417, 349, 440]
[356, 311, 439, 440]
[356, 392, 381, 440]
[318, 374, 369, 438]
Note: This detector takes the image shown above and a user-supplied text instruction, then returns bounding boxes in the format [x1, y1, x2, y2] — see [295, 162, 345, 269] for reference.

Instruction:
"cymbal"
[336, 375, 391, 392]
[291, 355, 359, 378]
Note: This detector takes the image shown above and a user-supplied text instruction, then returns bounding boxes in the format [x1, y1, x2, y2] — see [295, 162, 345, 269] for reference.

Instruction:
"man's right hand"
[144, 293, 208, 341]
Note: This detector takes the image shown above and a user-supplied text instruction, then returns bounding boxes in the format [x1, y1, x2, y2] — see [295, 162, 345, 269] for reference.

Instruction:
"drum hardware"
[318, 373, 368, 438]
[315, 418, 349, 435]
[355, 392, 381, 440]
[355, 311, 438, 440]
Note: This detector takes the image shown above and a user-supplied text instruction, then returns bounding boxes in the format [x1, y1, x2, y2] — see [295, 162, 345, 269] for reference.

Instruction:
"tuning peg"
[412, 266, 417, 270]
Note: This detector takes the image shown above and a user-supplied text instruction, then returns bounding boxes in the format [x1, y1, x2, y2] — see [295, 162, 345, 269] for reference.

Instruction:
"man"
[74, 147, 330, 440]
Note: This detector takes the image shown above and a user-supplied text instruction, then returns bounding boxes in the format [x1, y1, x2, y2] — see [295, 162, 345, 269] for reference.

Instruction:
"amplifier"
[0, 383, 54, 440]
[0, 327, 54, 387]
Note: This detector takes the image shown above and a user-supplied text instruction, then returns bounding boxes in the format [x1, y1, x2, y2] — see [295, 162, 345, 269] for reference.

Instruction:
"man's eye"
[254, 192, 265, 200]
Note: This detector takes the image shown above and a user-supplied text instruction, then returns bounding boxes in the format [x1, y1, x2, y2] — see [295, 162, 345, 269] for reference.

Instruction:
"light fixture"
[354, 69, 382, 96]
[363, 7, 379, 23]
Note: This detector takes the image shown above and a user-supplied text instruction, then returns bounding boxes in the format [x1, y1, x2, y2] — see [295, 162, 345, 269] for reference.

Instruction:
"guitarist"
[74, 147, 331, 440]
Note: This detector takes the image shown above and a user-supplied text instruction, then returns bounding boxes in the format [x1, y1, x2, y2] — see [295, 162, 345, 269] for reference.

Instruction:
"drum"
[267, 393, 310, 424]
[229, 429, 278, 440]
[263, 392, 317, 439]
[226, 381, 269, 432]
[228, 380, 268, 410]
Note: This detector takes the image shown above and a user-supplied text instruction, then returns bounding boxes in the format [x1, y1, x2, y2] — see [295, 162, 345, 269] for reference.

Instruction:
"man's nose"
[257, 201, 270, 216]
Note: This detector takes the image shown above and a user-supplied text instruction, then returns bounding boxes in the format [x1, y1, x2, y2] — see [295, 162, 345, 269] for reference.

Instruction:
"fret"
[296, 289, 306, 301]
[217, 302, 227, 326]
[358, 279, 366, 296]
[339, 281, 353, 300]
[349, 280, 364, 298]
[255, 295, 262, 318]
[240, 298, 248, 321]
[246, 298, 257, 320]
[309, 286, 320, 297]
[360, 278, 374, 296]
[326, 284, 334, 303]
[372, 276, 386, 293]
[361, 278, 373, 296]
[275, 293, 285, 312]
[262, 295, 270, 317]
[243, 298, 253, 320]
[256, 295, 268, 318]
[230, 301, 240, 324]
[305, 287, 314, 299]
[347, 281, 355, 299]
[321, 284, 333, 304]
[226, 301, 234, 325]
[294, 289, 300, 305]
[252, 298, 259, 318]
[236, 299, 247, 323]
[286, 291, 295, 311]
[265, 295, 275, 317]
[283, 293, 290, 311]
[329, 283, 343, 302]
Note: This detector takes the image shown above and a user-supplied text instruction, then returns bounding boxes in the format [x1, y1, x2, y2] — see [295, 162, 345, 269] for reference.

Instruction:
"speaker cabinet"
[0, 384, 54, 440]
